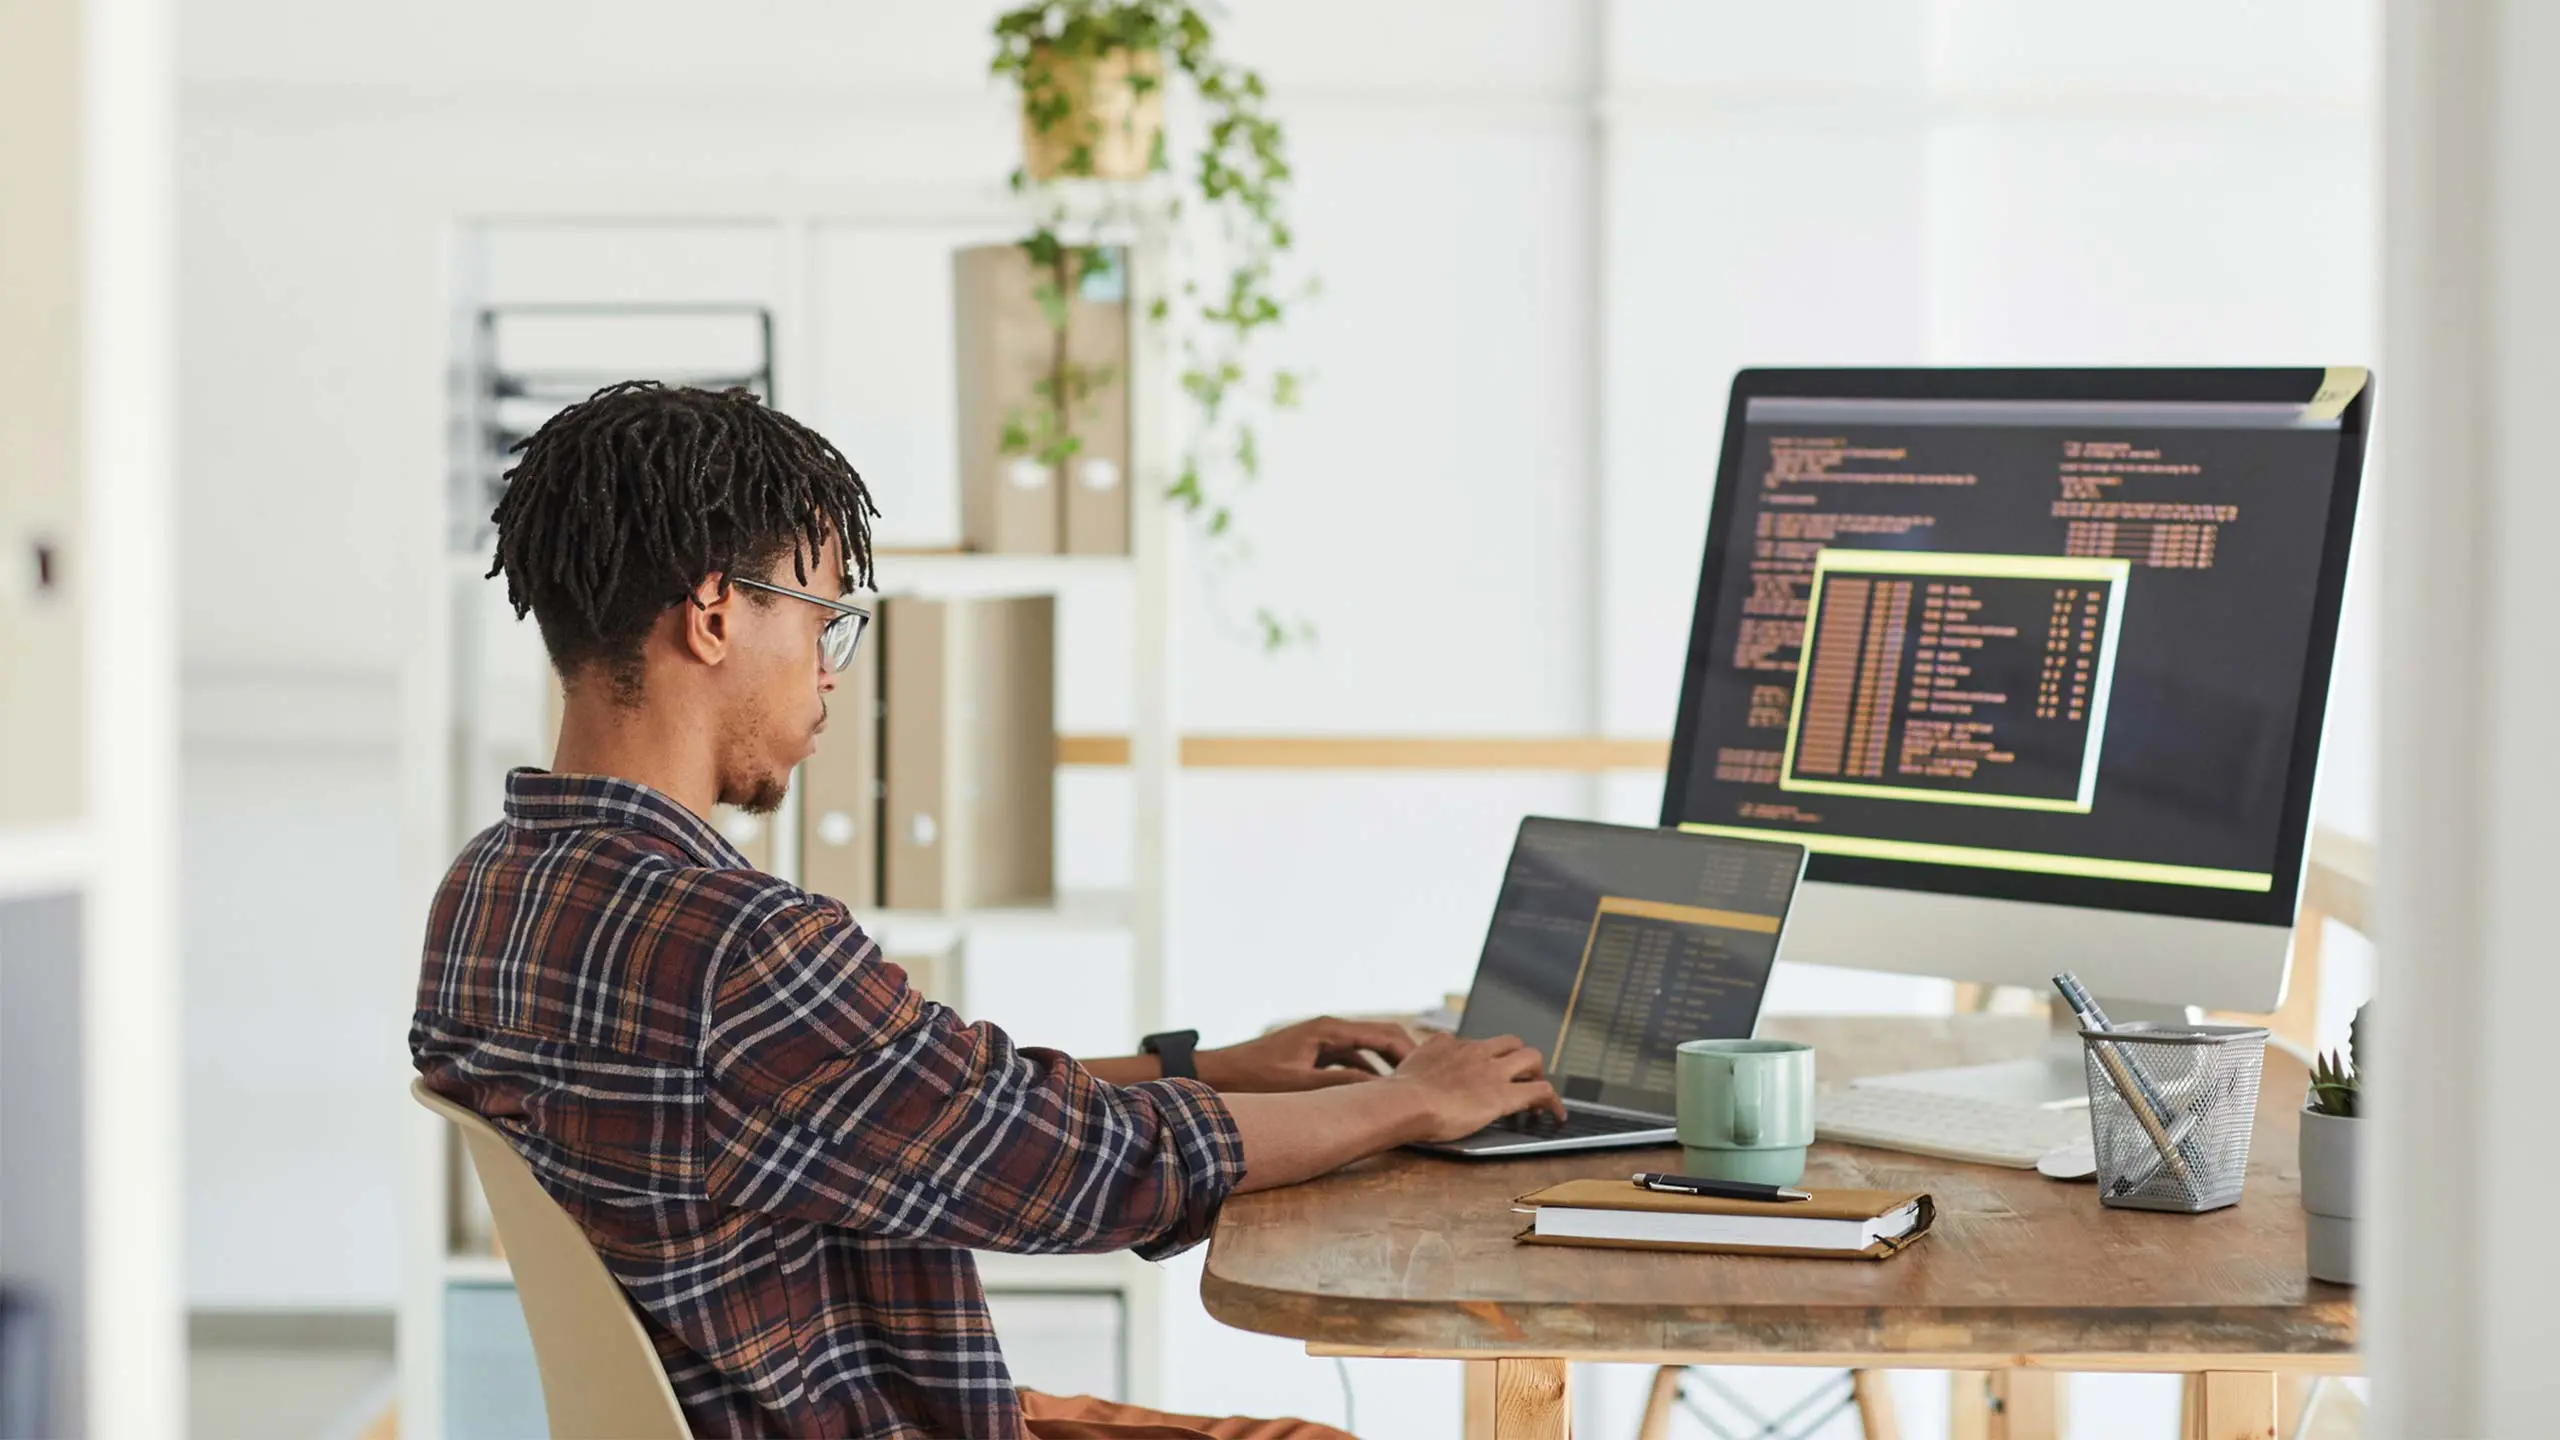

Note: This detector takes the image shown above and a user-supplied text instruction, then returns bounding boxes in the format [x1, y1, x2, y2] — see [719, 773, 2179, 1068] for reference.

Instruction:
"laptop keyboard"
[1478, 1107, 1666, 1141]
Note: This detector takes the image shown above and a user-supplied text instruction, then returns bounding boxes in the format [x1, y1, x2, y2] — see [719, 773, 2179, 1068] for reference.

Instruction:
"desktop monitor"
[1661, 368, 2369, 1015]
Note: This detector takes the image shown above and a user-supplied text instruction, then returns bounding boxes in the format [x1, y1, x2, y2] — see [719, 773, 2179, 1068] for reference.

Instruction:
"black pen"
[1631, 1171, 1812, 1203]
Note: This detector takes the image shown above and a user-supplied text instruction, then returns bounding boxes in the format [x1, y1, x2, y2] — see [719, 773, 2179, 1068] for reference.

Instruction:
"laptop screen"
[1458, 818, 1807, 1118]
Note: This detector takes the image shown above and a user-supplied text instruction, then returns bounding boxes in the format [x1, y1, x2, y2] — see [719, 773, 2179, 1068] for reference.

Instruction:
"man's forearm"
[1222, 1083, 1434, 1193]
[1080, 1054, 1162, 1085]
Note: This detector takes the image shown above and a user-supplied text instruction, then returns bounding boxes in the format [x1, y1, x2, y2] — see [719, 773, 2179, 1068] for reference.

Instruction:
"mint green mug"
[1676, 1038, 1816, 1186]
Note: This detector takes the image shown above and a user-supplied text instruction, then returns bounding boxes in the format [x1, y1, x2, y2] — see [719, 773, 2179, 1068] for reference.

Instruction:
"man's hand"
[1217, 1031, 1567, 1192]
[1196, 1016, 1419, 1093]
[1386, 1032, 1566, 1142]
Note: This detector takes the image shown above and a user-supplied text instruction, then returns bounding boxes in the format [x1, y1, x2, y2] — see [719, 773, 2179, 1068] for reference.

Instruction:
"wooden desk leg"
[2191, 1372, 2277, 1440]
[1990, 1370, 2063, 1440]
[1955, 1370, 2064, 1440]
[1851, 1371, 1902, 1440]
[1464, 1362, 1496, 1440]
[1463, 1357, 1570, 1440]
[1951, 1372, 1991, 1440]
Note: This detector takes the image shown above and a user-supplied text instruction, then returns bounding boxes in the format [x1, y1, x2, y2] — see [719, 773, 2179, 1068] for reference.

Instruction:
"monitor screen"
[1660, 370, 2368, 927]
[1459, 818, 1805, 1118]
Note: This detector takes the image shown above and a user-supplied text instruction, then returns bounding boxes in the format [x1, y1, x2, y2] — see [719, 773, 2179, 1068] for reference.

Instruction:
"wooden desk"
[1201, 1015, 2355, 1440]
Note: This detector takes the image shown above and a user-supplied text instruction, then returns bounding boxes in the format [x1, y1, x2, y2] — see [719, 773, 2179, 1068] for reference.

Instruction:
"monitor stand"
[1852, 998, 2199, 1110]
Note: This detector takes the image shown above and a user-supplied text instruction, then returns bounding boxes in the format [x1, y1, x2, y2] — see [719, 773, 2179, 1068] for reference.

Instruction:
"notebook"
[1513, 1179, 1935, 1261]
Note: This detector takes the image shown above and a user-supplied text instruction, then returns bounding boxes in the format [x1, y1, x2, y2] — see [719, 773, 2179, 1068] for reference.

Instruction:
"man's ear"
[677, 573, 733, 666]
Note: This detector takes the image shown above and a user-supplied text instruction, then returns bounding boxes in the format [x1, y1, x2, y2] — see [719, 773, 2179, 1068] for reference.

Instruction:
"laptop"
[1415, 817, 1809, 1158]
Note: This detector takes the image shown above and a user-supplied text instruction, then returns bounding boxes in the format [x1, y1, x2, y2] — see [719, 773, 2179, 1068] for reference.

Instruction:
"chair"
[411, 1078, 692, 1440]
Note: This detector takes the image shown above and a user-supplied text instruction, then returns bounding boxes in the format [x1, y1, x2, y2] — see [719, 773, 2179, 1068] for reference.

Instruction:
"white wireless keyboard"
[1816, 1086, 2089, 1169]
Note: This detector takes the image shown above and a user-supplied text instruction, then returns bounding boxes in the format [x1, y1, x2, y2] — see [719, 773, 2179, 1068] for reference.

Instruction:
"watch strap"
[1140, 1028, 1201, 1082]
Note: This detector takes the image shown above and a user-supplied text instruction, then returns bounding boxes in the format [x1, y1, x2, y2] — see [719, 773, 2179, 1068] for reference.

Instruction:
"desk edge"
[1198, 1268, 2359, 1366]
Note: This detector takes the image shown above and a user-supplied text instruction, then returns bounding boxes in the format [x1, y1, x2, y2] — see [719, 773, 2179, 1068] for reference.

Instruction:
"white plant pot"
[2299, 1103, 2360, 1285]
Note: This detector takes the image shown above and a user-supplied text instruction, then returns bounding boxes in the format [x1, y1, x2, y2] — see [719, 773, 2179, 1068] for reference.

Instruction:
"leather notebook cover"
[1513, 1179, 1936, 1261]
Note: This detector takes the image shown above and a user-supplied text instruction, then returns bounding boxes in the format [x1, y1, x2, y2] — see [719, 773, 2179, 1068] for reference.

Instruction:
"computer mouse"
[2037, 1142, 2097, 1181]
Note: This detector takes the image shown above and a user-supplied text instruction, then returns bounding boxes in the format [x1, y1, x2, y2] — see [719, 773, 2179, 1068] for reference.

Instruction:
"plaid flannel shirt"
[412, 770, 1244, 1438]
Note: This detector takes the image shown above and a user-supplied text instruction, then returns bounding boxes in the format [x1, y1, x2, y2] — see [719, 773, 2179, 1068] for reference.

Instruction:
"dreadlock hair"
[488, 381, 879, 702]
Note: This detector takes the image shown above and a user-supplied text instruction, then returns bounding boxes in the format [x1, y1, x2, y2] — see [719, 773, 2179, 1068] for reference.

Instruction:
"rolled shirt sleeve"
[701, 894, 1244, 1258]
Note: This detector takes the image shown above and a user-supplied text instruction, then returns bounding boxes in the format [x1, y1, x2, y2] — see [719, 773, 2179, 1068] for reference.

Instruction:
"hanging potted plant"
[2300, 1003, 2364, 1285]
[991, 1, 1312, 648]
[1004, 15, 1165, 183]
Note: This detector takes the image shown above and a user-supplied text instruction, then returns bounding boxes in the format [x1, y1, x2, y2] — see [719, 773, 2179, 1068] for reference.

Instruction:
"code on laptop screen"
[1459, 818, 1805, 1117]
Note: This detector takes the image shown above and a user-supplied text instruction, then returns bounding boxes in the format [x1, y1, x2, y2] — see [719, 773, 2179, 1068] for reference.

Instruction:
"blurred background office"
[4, 1, 2554, 1437]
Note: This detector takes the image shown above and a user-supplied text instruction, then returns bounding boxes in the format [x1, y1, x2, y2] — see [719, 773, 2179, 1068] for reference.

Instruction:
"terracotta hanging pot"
[1018, 44, 1163, 182]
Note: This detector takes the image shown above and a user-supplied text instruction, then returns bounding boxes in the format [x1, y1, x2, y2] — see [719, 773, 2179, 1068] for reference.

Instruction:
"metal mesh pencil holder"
[2078, 1023, 2269, 1213]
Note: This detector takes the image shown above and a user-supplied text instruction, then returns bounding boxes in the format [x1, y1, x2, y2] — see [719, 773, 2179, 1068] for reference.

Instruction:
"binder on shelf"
[952, 244, 1132, 556]
[1062, 258, 1132, 556]
[954, 245, 1060, 554]
[881, 594, 1057, 911]
[799, 626, 882, 909]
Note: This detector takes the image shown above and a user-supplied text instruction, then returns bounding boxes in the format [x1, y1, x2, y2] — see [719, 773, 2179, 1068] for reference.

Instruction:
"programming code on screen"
[1782, 551, 2128, 813]
[1675, 395, 2351, 893]
[1461, 821, 1802, 1116]
[1551, 898, 1778, 1099]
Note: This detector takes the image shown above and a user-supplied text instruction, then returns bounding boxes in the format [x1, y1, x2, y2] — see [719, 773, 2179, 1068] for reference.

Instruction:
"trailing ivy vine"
[992, 0, 1313, 648]
[998, 232, 1121, 479]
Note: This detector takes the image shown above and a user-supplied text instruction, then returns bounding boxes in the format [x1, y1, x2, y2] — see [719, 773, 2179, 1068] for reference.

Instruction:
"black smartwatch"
[1140, 1029, 1201, 1082]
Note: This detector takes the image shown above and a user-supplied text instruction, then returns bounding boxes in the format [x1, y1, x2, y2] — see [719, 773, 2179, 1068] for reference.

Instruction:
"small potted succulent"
[2300, 1003, 2364, 1284]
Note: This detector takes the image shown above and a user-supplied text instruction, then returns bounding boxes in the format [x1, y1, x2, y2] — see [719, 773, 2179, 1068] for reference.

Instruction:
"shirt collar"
[502, 768, 752, 870]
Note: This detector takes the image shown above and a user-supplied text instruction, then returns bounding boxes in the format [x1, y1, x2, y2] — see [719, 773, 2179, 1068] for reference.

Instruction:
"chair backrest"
[411, 1078, 692, 1440]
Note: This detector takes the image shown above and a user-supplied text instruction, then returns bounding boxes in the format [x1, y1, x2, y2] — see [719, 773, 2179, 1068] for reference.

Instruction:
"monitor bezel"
[1657, 366, 2371, 929]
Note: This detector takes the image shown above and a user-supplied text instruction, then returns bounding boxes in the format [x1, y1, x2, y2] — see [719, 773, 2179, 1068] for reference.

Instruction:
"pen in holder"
[2079, 1023, 2269, 1213]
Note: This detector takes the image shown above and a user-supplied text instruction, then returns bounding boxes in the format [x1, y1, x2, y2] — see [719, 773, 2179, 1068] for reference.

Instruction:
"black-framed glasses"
[726, 577, 871, 672]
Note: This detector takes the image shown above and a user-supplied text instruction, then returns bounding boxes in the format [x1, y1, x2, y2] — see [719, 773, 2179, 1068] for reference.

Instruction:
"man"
[412, 382, 1564, 1439]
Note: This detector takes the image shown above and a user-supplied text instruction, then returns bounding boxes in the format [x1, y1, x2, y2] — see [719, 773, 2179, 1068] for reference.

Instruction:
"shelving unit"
[400, 190, 1185, 1437]
[873, 549, 1136, 599]
[450, 302, 776, 555]
[855, 887, 1137, 953]
[437, 1254, 515, 1289]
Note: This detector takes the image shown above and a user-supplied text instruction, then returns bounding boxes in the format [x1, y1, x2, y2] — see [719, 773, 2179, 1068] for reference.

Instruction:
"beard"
[715, 711, 797, 816]
[730, 769, 791, 816]
[714, 683, 826, 816]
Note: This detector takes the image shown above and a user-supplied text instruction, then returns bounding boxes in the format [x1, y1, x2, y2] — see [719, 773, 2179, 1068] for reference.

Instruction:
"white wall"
[182, 677, 404, 1305]
[177, 0, 2382, 1432]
